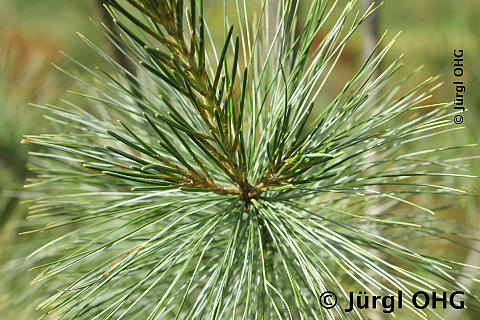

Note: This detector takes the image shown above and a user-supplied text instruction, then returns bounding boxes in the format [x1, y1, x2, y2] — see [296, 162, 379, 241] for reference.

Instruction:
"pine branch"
[14, 1, 480, 319]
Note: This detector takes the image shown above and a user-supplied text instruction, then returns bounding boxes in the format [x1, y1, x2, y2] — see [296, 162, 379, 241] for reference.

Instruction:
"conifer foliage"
[21, 0, 477, 319]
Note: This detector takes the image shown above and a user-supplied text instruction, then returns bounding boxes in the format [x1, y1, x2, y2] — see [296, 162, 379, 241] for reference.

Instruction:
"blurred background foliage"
[0, 0, 478, 319]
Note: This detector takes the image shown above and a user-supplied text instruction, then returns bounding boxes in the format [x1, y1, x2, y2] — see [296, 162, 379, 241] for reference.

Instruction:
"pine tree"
[18, 0, 478, 318]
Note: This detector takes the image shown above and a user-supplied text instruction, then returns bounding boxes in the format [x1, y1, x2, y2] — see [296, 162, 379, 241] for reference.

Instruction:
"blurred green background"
[0, 0, 478, 319]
